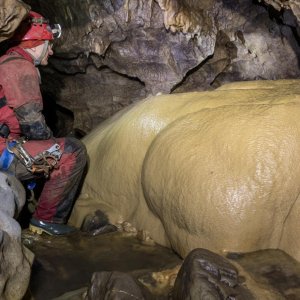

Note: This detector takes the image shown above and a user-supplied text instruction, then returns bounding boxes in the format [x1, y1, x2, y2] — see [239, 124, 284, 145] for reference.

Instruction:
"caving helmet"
[13, 11, 61, 42]
[11, 11, 61, 65]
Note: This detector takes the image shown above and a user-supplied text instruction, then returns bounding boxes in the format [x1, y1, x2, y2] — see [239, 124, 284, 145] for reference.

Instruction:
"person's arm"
[0, 57, 52, 140]
[14, 102, 52, 140]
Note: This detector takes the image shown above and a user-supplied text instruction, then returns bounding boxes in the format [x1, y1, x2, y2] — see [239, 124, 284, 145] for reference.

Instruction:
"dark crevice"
[170, 54, 213, 93]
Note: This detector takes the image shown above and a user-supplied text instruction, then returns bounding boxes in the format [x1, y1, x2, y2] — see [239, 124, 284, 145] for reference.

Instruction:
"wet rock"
[139, 264, 181, 296]
[84, 271, 145, 300]
[172, 248, 253, 299]
[70, 80, 300, 262]
[81, 210, 118, 235]
[25, 230, 182, 299]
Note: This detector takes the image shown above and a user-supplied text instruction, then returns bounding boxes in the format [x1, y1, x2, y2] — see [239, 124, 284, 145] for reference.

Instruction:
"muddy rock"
[85, 271, 145, 300]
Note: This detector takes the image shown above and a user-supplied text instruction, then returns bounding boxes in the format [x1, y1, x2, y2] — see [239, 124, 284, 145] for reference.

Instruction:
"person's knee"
[64, 137, 87, 165]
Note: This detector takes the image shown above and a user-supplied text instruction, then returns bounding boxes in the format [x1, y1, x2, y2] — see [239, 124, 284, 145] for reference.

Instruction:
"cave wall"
[6, 0, 300, 135]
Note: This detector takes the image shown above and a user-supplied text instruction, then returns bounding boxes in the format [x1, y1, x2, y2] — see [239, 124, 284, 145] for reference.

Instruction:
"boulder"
[0, 171, 33, 300]
[70, 79, 300, 262]
[0, 171, 26, 218]
[0, 230, 33, 300]
[85, 271, 145, 300]
[173, 248, 254, 299]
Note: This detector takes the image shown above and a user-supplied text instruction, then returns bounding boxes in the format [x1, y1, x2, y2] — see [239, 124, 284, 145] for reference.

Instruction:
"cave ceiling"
[1, 0, 300, 134]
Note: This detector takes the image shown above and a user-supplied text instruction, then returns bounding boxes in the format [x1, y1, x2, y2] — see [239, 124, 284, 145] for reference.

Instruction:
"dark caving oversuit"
[0, 11, 87, 235]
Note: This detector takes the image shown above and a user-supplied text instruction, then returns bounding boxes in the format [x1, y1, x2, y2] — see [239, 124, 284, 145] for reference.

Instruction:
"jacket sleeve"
[14, 102, 52, 140]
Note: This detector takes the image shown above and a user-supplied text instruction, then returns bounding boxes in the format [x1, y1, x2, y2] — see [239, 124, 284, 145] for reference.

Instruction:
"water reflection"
[22, 230, 182, 299]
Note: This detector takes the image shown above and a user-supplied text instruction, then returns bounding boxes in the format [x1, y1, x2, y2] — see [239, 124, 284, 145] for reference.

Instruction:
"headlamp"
[50, 24, 62, 39]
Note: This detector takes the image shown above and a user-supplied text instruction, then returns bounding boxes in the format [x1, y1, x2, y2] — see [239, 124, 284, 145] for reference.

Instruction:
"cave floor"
[21, 230, 182, 300]
[21, 230, 300, 300]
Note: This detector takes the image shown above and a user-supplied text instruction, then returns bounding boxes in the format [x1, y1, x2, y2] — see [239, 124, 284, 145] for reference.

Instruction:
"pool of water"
[22, 230, 182, 299]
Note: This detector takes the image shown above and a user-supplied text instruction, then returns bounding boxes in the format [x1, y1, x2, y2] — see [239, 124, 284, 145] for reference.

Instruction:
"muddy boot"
[29, 218, 77, 236]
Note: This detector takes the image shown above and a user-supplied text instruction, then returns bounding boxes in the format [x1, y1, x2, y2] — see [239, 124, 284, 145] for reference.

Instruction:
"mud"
[22, 230, 300, 299]
[227, 250, 300, 299]
[22, 230, 182, 299]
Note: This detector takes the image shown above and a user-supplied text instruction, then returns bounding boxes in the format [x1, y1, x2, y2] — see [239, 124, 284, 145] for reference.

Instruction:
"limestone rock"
[0, 172, 26, 238]
[175, 0, 300, 92]
[261, 0, 300, 23]
[0, 171, 32, 299]
[172, 248, 284, 299]
[70, 79, 300, 262]
[0, 230, 33, 300]
[0, 0, 30, 42]
[25, 0, 300, 134]
[0, 171, 26, 217]
[172, 248, 252, 299]
[85, 271, 145, 300]
[0, 210, 22, 239]
[30, 0, 216, 94]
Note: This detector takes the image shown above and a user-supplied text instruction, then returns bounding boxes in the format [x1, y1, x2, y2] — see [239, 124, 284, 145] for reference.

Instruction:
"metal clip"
[15, 143, 34, 168]
[6, 140, 34, 168]
[43, 143, 62, 160]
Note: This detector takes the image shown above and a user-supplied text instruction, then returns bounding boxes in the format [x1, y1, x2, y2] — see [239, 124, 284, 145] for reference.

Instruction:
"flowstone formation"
[70, 79, 300, 263]
[22, 0, 300, 134]
[0, 171, 33, 300]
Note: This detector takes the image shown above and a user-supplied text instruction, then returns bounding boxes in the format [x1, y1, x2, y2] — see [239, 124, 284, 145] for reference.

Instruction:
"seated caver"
[0, 11, 87, 235]
[69, 79, 300, 262]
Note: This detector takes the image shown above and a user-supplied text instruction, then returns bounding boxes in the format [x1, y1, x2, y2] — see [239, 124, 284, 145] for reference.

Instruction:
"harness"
[0, 138, 62, 178]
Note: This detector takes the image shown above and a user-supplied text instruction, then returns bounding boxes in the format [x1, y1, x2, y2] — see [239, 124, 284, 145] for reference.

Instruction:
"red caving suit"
[0, 46, 87, 223]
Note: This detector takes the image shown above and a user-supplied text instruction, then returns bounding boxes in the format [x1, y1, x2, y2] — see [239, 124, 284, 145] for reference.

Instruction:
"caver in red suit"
[0, 11, 87, 235]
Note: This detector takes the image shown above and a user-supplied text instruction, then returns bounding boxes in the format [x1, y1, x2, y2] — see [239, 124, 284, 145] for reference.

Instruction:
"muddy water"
[22, 230, 182, 299]
[22, 230, 300, 300]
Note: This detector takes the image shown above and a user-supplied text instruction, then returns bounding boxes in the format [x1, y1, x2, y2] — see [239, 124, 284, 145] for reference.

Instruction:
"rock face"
[23, 0, 300, 134]
[70, 79, 300, 262]
[0, 172, 33, 300]
[0, 0, 29, 42]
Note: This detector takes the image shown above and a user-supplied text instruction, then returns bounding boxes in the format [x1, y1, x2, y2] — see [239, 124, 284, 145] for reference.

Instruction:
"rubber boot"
[29, 218, 77, 236]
